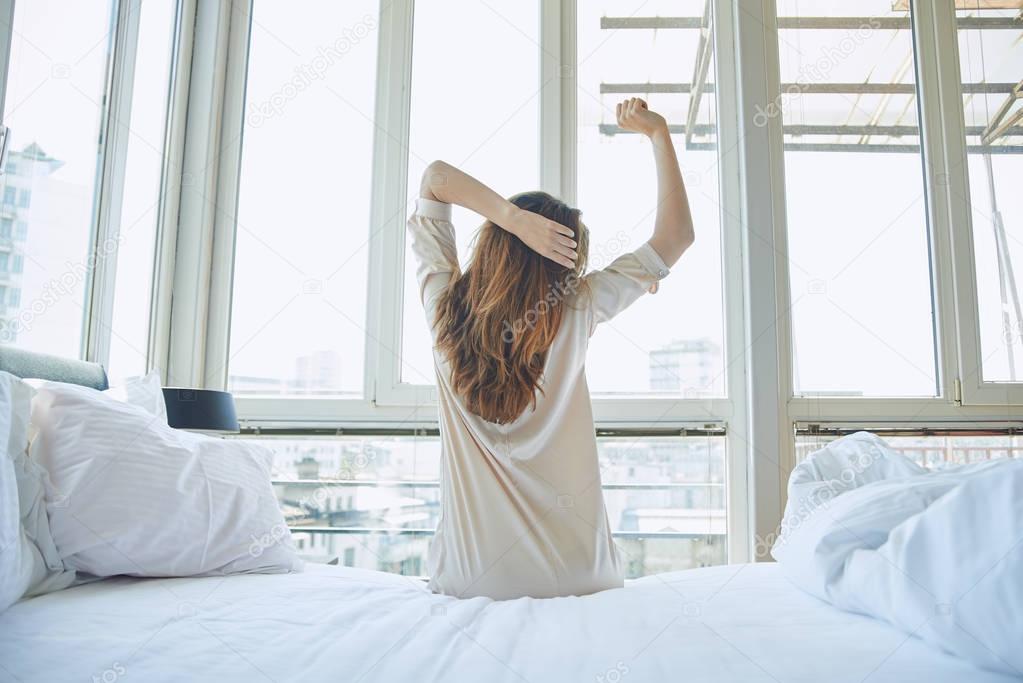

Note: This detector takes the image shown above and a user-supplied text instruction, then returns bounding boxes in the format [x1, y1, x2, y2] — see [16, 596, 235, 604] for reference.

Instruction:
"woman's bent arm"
[420, 160, 578, 269]
[615, 98, 695, 268]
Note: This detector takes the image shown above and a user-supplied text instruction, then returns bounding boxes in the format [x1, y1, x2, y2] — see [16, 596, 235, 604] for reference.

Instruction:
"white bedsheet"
[0, 562, 1012, 683]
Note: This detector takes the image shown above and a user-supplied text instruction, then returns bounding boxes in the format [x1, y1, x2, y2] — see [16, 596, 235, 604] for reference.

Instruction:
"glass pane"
[955, 5, 1023, 382]
[796, 433, 1023, 470]
[777, 0, 938, 397]
[0, 0, 114, 356]
[228, 1, 379, 397]
[253, 434, 726, 577]
[106, 0, 177, 384]
[399, 0, 540, 384]
[577, 0, 726, 397]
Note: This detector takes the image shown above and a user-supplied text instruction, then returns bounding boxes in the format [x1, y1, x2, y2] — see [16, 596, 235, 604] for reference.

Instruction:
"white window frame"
[917, 0, 1023, 407]
[205, 1, 744, 427]
[368, 1, 741, 427]
[733, 0, 1023, 550]
[0, 0, 180, 373]
[777, 0, 1023, 423]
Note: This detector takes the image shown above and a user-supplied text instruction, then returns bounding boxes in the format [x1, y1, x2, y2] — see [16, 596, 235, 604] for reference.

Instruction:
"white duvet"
[772, 432, 1023, 677]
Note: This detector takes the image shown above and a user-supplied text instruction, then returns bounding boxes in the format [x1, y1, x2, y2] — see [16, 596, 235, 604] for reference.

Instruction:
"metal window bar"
[793, 424, 1023, 436]
[239, 425, 728, 437]
[599, 16, 1022, 31]
[271, 479, 725, 490]
[599, 82, 1020, 95]
[598, 123, 1023, 138]
[793, 425, 1023, 467]
[288, 527, 723, 540]
[596, 124, 1023, 154]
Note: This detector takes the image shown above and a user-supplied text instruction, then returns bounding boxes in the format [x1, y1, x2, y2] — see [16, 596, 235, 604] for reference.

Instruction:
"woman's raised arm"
[420, 160, 578, 269]
[614, 98, 695, 268]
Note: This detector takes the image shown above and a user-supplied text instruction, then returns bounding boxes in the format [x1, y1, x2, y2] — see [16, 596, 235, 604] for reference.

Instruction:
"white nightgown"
[408, 197, 671, 600]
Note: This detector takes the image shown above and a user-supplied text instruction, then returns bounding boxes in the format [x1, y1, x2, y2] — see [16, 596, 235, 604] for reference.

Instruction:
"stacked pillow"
[0, 372, 74, 611]
[1, 370, 300, 612]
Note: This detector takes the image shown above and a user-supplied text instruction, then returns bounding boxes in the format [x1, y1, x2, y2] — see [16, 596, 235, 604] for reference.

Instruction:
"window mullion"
[150, 0, 195, 384]
[366, 0, 416, 405]
[731, 0, 792, 560]
[162, 0, 235, 388]
[540, 0, 576, 203]
[0, 0, 14, 116]
[711, 0, 751, 565]
[83, 0, 143, 369]
[911, 0, 968, 408]
[203, 0, 253, 390]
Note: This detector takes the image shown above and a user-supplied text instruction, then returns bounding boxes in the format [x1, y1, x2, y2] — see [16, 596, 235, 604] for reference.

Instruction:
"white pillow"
[103, 369, 167, 423]
[29, 380, 301, 577]
[0, 372, 74, 612]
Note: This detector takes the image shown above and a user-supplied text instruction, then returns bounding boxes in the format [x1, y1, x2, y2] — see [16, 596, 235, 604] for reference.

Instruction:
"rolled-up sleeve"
[584, 241, 671, 331]
[408, 198, 458, 309]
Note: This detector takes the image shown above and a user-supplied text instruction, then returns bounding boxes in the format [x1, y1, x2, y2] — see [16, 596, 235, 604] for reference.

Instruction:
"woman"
[409, 99, 695, 600]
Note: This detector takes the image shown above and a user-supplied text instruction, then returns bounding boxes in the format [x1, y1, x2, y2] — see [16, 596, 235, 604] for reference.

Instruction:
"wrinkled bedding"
[773, 432, 1023, 677]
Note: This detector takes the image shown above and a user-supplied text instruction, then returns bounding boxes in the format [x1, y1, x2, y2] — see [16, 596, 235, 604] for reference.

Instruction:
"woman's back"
[409, 198, 672, 599]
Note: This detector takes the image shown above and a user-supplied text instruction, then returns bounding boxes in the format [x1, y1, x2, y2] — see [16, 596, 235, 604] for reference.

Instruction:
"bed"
[2, 562, 1014, 683]
[1, 349, 1017, 682]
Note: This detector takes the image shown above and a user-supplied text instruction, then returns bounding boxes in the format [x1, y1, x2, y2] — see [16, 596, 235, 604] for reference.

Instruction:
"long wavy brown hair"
[434, 191, 589, 424]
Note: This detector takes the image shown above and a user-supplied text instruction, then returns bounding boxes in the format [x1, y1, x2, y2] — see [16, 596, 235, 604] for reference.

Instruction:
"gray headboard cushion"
[0, 346, 109, 391]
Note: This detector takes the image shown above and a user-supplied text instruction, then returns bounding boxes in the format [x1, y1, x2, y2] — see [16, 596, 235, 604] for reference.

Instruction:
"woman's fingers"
[556, 235, 577, 249]
[552, 223, 574, 238]
[551, 244, 578, 263]
[545, 248, 572, 268]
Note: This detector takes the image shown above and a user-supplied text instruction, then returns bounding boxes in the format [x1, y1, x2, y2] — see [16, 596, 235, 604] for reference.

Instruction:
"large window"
[399, 0, 541, 384]
[228, 0, 379, 397]
[10, 0, 1023, 580]
[0, 0, 115, 357]
[578, 0, 726, 398]
[221, 1, 738, 575]
[255, 432, 725, 577]
[955, 5, 1023, 383]
[777, 0, 938, 397]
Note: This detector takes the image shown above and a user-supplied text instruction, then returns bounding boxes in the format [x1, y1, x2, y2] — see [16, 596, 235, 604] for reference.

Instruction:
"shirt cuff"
[416, 197, 452, 222]
[634, 242, 671, 280]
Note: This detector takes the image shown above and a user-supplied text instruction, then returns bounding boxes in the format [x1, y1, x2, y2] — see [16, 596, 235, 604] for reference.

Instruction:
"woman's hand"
[616, 97, 667, 138]
[504, 208, 578, 269]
